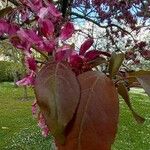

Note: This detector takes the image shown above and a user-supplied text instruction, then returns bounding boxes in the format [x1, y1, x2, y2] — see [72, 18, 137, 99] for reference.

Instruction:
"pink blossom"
[0, 21, 18, 37]
[38, 4, 62, 20]
[10, 36, 31, 52]
[84, 50, 111, 61]
[16, 72, 35, 86]
[8, 24, 19, 36]
[79, 38, 94, 55]
[47, 3, 62, 17]
[25, 56, 37, 71]
[0, 19, 9, 35]
[69, 54, 84, 71]
[17, 28, 42, 45]
[25, 0, 43, 12]
[38, 7, 49, 19]
[38, 113, 50, 137]
[84, 50, 101, 61]
[38, 39, 55, 52]
[60, 22, 75, 41]
[55, 45, 74, 62]
[38, 18, 54, 37]
[42, 127, 50, 137]
[32, 100, 38, 116]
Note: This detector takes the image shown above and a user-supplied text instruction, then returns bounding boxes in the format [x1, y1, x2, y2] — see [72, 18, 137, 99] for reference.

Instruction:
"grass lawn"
[0, 82, 150, 150]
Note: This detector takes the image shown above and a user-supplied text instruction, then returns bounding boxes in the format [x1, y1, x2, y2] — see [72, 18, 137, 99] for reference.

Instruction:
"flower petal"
[8, 24, 19, 36]
[38, 113, 50, 137]
[84, 50, 111, 61]
[32, 100, 39, 116]
[84, 50, 101, 61]
[79, 38, 94, 55]
[55, 45, 74, 62]
[16, 73, 35, 86]
[0, 19, 9, 35]
[10, 36, 31, 51]
[38, 39, 55, 52]
[38, 7, 49, 19]
[69, 54, 84, 69]
[38, 18, 54, 37]
[60, 22, 75, 41]
[26, 0, 43, 12]
[47, 3, 62, 17]
[25, 56, 37, 71]
[17, 28, 42, 45]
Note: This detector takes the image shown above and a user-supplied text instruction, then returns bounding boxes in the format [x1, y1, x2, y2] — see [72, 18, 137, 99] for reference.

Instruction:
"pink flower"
[69, 54, 84, 74]
[48, 4, 62, 17]
[8, 24, 19, 36]
[25, 0, 43, 12]
[38, 113, 50, 137]
[10, 36, 31, 51]
[42, 127, 50, 137]
[55, 44, 74, 62]
[32, 100, 38, 116]
[38, 7, 49, 19]
[38, 39, 55, 53]
[0, 20, 19, 36]
[38, 18, 54, 37]
[38, 4, 62, 20]
[79, 38, 94, 55]
[0, 19, 9, 35]
[84, 50, 111, 61]
[60, 22, 75, 41]
[84, 50, 101, 61]
[16, 72, 35, 86]
[25, 56, 37, 71]
[17, 28, 42, 45]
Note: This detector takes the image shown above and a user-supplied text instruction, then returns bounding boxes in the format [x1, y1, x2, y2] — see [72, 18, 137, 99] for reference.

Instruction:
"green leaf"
[0, 7, 13, 18]
[117, 82, 145, 124]
[34, 62, 80, 143]
[109, 52, 125, 78]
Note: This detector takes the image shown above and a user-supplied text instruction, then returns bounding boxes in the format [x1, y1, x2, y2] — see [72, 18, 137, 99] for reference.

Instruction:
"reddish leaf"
[58, 71, 119, 150]
[34, 62, 80, 143]
[137, 75, 150, 97]
[117, 82, 145, 124]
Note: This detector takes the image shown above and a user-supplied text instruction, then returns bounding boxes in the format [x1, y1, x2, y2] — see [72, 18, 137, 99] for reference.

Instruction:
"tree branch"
[71, 11, 135, 41]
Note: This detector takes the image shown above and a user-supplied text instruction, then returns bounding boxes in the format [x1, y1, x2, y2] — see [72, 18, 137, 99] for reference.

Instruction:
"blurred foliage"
[0, 61, 23, 82]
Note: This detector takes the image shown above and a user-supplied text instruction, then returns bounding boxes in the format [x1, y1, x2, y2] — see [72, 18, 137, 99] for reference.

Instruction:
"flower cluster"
[0, 0, 111, 137]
